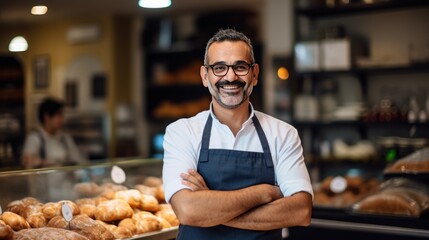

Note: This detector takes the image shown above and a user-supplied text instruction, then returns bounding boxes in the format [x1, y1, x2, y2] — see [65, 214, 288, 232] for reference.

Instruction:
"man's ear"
[200, 66, 209, 87]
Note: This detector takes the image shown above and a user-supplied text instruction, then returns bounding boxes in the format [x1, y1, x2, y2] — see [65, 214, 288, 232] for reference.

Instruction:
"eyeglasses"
[205, 63, 254, 77]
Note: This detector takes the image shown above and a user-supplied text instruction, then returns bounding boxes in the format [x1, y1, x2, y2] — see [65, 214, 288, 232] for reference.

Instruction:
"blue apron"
[176, 114, 282, 240]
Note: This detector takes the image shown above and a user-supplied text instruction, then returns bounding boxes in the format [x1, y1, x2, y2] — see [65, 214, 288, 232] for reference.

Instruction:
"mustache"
[215, 80, 246, 88]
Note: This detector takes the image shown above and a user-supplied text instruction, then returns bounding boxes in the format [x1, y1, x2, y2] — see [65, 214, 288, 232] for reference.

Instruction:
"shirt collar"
[209, 101, 255, 127]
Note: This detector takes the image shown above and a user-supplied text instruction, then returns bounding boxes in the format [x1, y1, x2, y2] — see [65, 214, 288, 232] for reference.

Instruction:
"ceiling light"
[8, 36, 28, 52]
[138, 0, 171, 8]
[31, 5, 48, 15]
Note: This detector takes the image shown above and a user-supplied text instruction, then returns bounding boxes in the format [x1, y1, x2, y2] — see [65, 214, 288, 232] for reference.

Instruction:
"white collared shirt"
[162, 104, 314, 203]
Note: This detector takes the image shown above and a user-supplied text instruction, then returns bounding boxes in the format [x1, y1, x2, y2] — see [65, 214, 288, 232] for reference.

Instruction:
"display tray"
[312, 207, 429, 230]
[127, 227, 178, 240]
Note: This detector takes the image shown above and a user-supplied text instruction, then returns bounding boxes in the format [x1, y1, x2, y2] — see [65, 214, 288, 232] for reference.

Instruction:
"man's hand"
[180, 169, 209, 191]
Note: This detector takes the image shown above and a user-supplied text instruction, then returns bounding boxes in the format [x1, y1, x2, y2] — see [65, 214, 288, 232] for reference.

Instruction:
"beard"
[207, 79, 253, 109]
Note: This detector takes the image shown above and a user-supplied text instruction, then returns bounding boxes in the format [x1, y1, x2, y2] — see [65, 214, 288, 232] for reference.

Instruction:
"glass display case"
[0, 158, 178, 240]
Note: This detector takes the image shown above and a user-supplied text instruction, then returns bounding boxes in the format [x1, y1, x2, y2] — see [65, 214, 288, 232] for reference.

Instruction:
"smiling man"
[162, 29, 313, 240]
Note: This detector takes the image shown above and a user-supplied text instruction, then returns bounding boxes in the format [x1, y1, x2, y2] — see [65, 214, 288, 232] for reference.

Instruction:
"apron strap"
[252, 115, 274, 168]
[198, 114, 213, 163]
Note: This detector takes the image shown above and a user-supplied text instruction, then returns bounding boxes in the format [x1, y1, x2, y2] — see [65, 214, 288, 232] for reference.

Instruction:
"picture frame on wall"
[33, 55, 50, 89]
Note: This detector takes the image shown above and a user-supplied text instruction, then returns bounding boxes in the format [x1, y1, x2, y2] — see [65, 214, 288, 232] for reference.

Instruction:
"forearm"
[170, 184, 282, 227]
[224, 192, 312, 230]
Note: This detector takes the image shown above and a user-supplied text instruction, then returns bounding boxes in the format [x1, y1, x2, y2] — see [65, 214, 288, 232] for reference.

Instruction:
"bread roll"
[155, 209, 179, 226]
[135, 184, 157, 197]
[47, 215, 68, 229]
[95, 199, 133, 222]
[103, 224, 133, 239]
[21, 204, 43, 219]
[143, 176, 163, 187]
[74, 182, 102, 197]
[26, 213, 47, 228]
[154, 185, 165, 203]
[158, 216, 172, 229]
[140, 194, 160, 212]
[79, 204, 96, 219]
[133, 213, 162, 234]
[42, 202, 62, 220]
[114, 190, 142, 209]
[75, 198, 96, 206]
[14, 227, 90, 240]
[0, 219, 14, 239]
[118, 218, 138, 235]
[0, 211, 30, 231]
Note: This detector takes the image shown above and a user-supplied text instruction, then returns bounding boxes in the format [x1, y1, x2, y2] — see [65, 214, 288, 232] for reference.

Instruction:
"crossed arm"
[170, 169, 312, 230]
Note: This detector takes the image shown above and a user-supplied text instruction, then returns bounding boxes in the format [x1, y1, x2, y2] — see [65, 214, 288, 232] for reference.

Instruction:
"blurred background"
[0, 0, 428, 173]
[1, 0, 429, 239]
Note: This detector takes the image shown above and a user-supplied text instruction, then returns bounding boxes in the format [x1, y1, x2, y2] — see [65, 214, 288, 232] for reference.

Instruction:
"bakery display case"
[290, 148, 429, 240]
[0, 158, 178, 240]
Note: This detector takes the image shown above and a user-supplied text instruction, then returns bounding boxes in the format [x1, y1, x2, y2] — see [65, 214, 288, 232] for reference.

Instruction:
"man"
[162, 29, 313, 239]
[22, 97, 85, 168]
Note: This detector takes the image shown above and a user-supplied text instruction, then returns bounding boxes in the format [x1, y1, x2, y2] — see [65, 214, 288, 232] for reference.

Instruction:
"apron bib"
[176, 115, 282, 240]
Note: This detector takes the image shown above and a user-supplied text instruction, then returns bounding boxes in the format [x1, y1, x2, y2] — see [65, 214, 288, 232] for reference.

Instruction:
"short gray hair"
[204, 29, 255, 65]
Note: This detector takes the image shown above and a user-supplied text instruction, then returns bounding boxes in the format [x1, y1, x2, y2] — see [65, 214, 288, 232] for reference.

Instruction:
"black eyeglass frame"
[204, 63, 255, 77]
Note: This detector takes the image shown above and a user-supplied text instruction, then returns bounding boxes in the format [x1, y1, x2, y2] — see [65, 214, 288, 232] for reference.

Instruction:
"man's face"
[200, 41, 259, 109]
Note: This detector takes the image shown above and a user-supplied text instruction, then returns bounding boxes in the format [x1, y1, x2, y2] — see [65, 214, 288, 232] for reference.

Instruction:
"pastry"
[103, 224, 133, 239]
[79, 204, 96, 219]
[140, 194, 160, 212]
[155, 209, 179, 226]
[135, 184, 157, 197]
[0, 219, 14, 239]
[0, 211, 30, 231]
[26, 213, 47, 228]
[114, 189, 142, 209]
[118, 218, 138, 235]
[133, 213, 162, 234]
[154, 186, 166, 203]
[95, 199, 133, 222]
[143, 176, 163, 187]
[74, 182, 102, 197]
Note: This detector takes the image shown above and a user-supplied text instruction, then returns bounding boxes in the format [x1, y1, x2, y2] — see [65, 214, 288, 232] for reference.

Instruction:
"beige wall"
[0, 15, 133, 157]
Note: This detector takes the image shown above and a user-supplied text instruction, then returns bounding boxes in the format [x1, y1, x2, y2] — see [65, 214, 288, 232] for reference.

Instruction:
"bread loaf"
[95, 199, 133, 222]
[13, 227, 90, 240]
[70, 215, 115, 240]
[0, 211, 30, 231]
[6, 197, 41, 216]
[0, 219, 14, 239]
[356, 194, 420, 216]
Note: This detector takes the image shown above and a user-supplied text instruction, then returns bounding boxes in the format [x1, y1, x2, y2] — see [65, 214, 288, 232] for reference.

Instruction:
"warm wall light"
[8, 36, 28, 52]
[138, 0, 171, 8]
[277, 67, 289, 80]
[31, 5, 48, 15]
